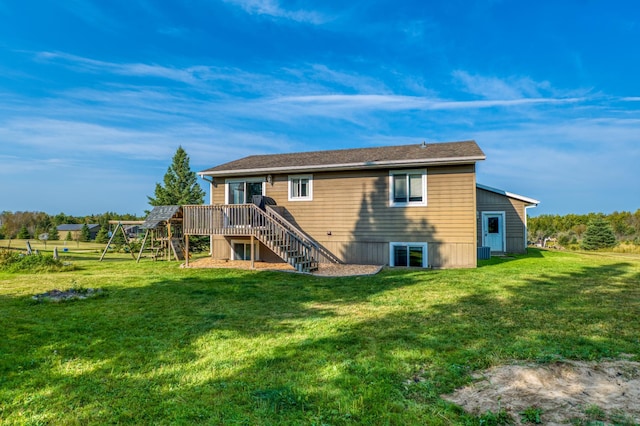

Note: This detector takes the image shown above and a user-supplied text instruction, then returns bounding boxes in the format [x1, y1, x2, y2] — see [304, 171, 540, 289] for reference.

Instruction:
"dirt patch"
[32, 287, 105, 302]
[183, 258, 383, 277]
[184, 258, 296, 271]
[442, 359, 640, 425]
[313, 263, 383, 277]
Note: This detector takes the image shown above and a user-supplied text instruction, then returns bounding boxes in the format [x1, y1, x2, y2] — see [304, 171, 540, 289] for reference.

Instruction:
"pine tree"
[580, 218, 617, 250]
[148, 146, 205, 206]
[49, 226, 59, 241]
[79, 224, 91, 242]
[17, 225, 30, 239]
[65, 231, 73, 241]
[95, 227, 109, 244]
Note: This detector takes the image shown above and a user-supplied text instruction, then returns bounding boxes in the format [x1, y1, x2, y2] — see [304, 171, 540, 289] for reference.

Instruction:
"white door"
[482, 212, 505, 252]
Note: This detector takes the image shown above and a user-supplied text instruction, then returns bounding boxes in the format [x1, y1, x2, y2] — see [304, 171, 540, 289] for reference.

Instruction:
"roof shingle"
[201, 140, 485, 176]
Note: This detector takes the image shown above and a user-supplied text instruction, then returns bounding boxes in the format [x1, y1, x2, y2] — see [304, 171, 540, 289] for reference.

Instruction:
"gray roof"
[141, 205, 182, 229]
[200, 140, 485, 177]
[477, 184, 540, 206]
[57, 224, 100, 231]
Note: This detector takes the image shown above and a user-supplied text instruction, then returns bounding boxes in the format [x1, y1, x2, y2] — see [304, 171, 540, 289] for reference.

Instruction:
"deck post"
[250, 234, 255, 269]
[167, 222, 172, 261]
[185, 234, 190, 267]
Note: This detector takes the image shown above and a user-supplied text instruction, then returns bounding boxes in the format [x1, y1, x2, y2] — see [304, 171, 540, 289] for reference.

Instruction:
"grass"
[0, 248, 639, 424]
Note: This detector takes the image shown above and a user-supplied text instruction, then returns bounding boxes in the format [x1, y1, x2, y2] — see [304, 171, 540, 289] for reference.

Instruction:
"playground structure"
[99, 206, 186, 262]
[136, 205, 185, 262]
[99, 220, 144, 261]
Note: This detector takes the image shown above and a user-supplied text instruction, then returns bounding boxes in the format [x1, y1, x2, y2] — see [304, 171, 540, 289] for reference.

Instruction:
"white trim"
[389, 242, 428, 267]
[477, 183, 540, 205]
[201, 155, 485, 177]
[481, 211, 506, 252]
[224, 177, 266, 204]
[287, 174, 313, 201]
[230, 239, 260, 260]
[389, 169, 427, 207]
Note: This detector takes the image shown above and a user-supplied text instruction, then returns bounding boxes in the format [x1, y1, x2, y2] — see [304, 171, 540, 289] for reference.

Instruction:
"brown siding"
[476, 188, 529, 253]
[209, 164, 478, 268]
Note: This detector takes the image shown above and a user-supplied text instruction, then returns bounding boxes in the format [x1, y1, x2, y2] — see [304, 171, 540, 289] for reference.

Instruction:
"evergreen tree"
[49, 226, 59, 241]
[65, 231, 73, 241]
[17, 225, 30, 239]
[95, 227, 109, 244]
[580, 218, 617, 250]
[148, 146, 205, 206]
[79, 224, 91, 242]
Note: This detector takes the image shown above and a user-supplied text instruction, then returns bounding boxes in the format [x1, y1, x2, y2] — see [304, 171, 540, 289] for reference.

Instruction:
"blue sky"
[1, 0, 638, 217]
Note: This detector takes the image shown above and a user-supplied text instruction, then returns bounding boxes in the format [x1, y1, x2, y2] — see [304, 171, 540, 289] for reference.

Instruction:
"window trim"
[288, 174, 313, 202]
[389, 242, 428, 268]
[224, 177, 266, 205]
[388, 169, 427, 207]
[230, 239, 260, 260]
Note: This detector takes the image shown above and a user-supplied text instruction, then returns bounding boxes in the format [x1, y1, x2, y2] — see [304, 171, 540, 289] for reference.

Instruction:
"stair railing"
[264, 206, 342, 264]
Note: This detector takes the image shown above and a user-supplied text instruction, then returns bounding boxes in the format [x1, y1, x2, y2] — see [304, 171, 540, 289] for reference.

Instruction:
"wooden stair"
[255, 231, 318, 273]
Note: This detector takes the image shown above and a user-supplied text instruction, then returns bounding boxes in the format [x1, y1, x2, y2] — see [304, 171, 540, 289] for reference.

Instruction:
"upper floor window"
[389, 169, 427, 206]
[225, 178, 265, 204]
[288, 174, 313, 201]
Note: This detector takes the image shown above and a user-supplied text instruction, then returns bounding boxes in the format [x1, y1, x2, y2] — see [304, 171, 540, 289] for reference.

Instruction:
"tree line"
[528, 209, 640, 248]
[0, 211, 142, 241]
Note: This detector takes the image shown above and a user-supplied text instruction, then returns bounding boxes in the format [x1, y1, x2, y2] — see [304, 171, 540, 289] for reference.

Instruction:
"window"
[225, 179, 265, 204]
[288, 174, 313, 201]
[389, 170, 426, 206]
[487, 216, 500, 234]
[231, 240, 259, 260]
[389, 242, 428, 267]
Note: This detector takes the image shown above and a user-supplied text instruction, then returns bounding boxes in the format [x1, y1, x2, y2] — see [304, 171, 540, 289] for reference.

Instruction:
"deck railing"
[183, 204, 327, 271]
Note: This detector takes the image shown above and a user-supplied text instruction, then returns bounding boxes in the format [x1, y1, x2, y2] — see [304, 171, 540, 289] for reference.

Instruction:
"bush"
[0, 249, 70, 273]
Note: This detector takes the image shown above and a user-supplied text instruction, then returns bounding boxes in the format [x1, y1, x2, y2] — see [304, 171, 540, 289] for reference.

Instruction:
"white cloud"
[453, 70, 561, 99]
[36, 52, 207, 85]
[222, 0, 328, 24]
[265, 94, 583, 118]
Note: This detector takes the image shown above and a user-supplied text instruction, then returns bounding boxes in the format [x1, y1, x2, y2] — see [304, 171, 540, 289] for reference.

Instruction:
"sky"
[0, 0, 639, 217]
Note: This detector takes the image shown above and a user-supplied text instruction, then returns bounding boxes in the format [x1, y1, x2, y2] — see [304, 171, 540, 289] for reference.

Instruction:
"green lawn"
[1, 249, 639, 425]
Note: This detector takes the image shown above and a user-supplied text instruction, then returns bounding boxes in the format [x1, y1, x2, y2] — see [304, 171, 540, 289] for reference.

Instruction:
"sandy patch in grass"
[184, 258, 295, 271]
[442, 358, 640, 425]
[183, 258, 383, 276]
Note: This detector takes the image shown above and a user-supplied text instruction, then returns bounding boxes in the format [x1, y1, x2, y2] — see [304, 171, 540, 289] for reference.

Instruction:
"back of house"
[193, 140, 539, 269]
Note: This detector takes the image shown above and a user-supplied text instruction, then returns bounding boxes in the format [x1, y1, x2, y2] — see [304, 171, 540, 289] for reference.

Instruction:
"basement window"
[231, 240, 260, 260]
[389, 242, 428, 267]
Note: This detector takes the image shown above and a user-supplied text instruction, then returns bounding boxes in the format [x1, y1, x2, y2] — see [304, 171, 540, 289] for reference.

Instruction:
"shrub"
[0, 249, 70, 273]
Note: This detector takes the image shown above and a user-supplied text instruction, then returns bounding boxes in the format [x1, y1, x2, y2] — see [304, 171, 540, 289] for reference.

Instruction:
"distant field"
[1, 248, 639, 424]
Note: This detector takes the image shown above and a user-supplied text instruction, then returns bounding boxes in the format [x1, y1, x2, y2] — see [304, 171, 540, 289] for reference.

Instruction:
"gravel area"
[183, 258, 383, 277]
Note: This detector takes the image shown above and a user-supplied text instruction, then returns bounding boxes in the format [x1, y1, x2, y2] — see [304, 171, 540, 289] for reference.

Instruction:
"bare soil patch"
[32, 288, 105, 302]
[184, 258, 296, 271]
[183, 258, 383, 277]
[442, 359, 640, 425]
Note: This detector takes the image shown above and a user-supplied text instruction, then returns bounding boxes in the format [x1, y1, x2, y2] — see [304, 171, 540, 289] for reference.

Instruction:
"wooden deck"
[182, 204, 339, 272]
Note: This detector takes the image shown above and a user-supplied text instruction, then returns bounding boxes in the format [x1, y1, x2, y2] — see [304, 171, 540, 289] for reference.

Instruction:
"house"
[184, 140, 538, 270]
[57, 224, 101, 240]
[476, 184, 539, 254]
